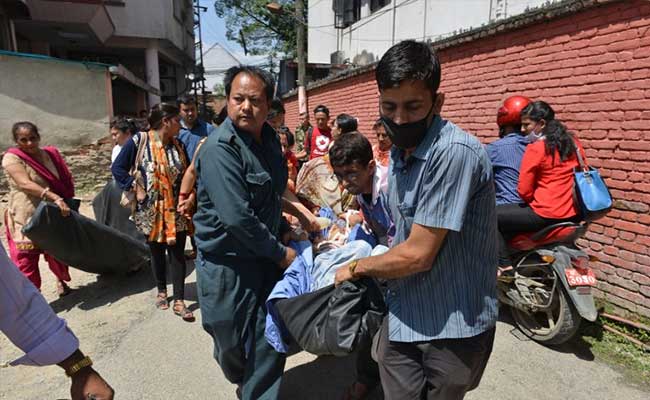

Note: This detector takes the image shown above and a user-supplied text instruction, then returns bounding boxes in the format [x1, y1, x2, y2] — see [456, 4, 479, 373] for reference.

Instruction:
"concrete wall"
[0, 52, 113, 195]
[106, 0, 193, 61]
[308, 0, 560, 65]
[289, 0, 650, 318]
[0, 53, 110, 150]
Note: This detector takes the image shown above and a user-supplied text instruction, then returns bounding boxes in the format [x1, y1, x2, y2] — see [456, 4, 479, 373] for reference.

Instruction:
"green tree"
[213, 0, 304, 59]
[212, 82, 225, 97]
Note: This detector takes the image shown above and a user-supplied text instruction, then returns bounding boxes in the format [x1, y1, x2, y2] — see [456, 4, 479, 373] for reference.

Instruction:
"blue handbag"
[573, 142, 612, 221]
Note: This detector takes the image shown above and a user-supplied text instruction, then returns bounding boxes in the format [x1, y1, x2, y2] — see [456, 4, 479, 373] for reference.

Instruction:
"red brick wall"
[284, 73, 381, 145]
[284, 0, 650, 318]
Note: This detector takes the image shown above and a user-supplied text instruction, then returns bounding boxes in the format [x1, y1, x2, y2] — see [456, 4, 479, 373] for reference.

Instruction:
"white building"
[309, 0, 562, 65]
[203, 43, 242, 93]
[1, 0, 195, 114]
[201, 43, 269, 93]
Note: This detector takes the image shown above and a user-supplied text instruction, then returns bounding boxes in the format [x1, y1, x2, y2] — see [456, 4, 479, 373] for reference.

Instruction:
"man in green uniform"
[293, 110, 311, 163]
[193, 66, 309, 400]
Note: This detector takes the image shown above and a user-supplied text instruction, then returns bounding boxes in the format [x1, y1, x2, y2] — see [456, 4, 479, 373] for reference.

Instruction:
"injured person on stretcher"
[266, 132, 393, 399]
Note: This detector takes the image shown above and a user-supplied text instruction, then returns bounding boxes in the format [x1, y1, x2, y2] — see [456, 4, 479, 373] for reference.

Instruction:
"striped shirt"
[486, 133, 529, 205]
[387, 115, 498, 342]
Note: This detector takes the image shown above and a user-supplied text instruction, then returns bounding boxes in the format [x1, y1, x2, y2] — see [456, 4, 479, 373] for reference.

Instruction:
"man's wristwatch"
[348, 260, 359, 278]
[65, 355, 93, 377]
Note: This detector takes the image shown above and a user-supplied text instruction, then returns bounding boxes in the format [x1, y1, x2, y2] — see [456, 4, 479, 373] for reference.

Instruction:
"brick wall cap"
[283, 0, 624, 100]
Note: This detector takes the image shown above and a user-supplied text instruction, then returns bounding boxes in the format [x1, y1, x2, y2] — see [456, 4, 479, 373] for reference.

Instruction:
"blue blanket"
[265, 240, 313, 353]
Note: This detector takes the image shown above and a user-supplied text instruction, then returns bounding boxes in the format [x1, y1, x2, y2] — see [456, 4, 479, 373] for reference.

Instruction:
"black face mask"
[380, 103, 434, 150]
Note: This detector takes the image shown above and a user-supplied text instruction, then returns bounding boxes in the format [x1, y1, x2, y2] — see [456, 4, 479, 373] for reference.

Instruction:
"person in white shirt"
[110, 117, 136, 165]
[0, 242, 114, 399]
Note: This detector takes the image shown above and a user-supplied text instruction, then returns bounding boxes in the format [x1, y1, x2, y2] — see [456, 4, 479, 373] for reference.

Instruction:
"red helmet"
[497, 95, 532, 127]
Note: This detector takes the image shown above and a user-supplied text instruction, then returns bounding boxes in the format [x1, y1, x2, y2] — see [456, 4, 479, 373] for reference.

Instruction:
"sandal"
[185, 249, 197, 260]
[497, 266, 514, 277]
[173, 301, 195, 322]
[155, 292, 169, 310]
[342, 382, 371, 400]
[57, 280, 71, 297]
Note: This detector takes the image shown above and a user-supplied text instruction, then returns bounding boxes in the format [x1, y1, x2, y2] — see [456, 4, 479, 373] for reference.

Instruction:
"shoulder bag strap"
[572, 137, 588, 172]
[131, 132, 148, 176]
[306, 127, 313, 155]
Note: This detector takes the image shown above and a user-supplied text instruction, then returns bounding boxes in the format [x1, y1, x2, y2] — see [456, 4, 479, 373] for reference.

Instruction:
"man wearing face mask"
[335, 40, 498, 400]
[486, 95, 531, 206]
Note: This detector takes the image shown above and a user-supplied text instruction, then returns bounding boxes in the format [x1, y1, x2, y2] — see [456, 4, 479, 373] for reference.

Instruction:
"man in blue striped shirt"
[335, 41, 497, 400]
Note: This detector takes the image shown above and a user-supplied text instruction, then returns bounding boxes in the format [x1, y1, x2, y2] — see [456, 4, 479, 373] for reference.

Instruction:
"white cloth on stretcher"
[310, 241, 389, 291]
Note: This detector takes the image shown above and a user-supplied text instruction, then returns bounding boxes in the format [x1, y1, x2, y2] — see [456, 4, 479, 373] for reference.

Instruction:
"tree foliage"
[212, 82, 225, 97]
[214, 0, 304, 59]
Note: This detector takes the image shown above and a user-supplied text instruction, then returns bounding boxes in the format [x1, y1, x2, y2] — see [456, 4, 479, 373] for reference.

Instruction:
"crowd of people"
[0, 38, 593, 400]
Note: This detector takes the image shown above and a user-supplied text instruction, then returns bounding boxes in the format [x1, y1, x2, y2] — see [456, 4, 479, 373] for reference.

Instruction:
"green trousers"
[196, 253, 286, 400]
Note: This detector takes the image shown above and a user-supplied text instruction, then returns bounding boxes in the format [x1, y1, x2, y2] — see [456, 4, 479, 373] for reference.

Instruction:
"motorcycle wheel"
[511, 284, 581, 345]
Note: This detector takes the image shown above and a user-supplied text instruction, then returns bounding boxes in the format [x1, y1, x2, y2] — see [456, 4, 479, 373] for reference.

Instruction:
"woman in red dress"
[497, 101, 587, 272]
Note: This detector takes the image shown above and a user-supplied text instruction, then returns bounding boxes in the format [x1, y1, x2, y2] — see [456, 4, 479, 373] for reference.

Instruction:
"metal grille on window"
[333, 0, 361, 29]
[371, 0, 390, 13]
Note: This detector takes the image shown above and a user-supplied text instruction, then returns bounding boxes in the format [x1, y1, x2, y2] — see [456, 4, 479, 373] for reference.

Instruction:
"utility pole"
[295, 0, 307, 114]
[391, 0, 397, 45]
[267, 1, 307, 110]
[193, 0, 208, 116]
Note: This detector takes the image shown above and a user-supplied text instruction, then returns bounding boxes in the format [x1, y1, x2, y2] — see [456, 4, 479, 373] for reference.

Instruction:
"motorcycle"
[497, 221, 598, 345]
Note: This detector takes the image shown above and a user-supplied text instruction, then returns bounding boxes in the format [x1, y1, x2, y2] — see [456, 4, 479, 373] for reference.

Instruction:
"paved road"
[1, 260, 649, 399]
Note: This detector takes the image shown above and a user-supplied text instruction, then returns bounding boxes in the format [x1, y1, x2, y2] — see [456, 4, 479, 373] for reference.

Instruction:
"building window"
[370, 0, 390, 13]
[333, 0, 361, 29]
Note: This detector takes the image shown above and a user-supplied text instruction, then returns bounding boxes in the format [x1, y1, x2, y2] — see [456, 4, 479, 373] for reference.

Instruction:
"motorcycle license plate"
[565, 268, 596, 287]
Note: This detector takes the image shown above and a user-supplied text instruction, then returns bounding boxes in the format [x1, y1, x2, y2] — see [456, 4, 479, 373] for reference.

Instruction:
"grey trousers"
[374, 317, 495, 400]
[196, 253, 286, 400]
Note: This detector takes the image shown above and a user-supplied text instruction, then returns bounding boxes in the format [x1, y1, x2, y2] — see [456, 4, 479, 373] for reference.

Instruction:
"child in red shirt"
[278, 127, 298, 191]
[296, 105, 332, 160]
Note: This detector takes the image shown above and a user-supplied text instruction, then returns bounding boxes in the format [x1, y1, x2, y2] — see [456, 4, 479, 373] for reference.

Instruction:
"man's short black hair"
[177, 95, 197, 106]
[268, 97, 286, 119]
[329, 131, 373, 168]
[313, 104, 330, 116]
[376, 40, 441, 96]
[224, 65, 275, 102]
[335, 114, 358, 134]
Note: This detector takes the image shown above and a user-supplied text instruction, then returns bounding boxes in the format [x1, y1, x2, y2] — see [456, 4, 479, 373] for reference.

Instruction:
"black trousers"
[374, 317, 495, 400]
[356, 333, 380, 387]
[496, 203, 577, 267]
[147, 232, 187, 300]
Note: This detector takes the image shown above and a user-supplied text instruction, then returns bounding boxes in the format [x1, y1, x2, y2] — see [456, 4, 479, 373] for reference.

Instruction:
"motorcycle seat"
[508, 222, 587, 251]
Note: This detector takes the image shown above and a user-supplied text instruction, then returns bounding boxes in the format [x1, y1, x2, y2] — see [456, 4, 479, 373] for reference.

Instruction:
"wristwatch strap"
[65, 356, 93, 377]
[349, 260, 359, 278]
